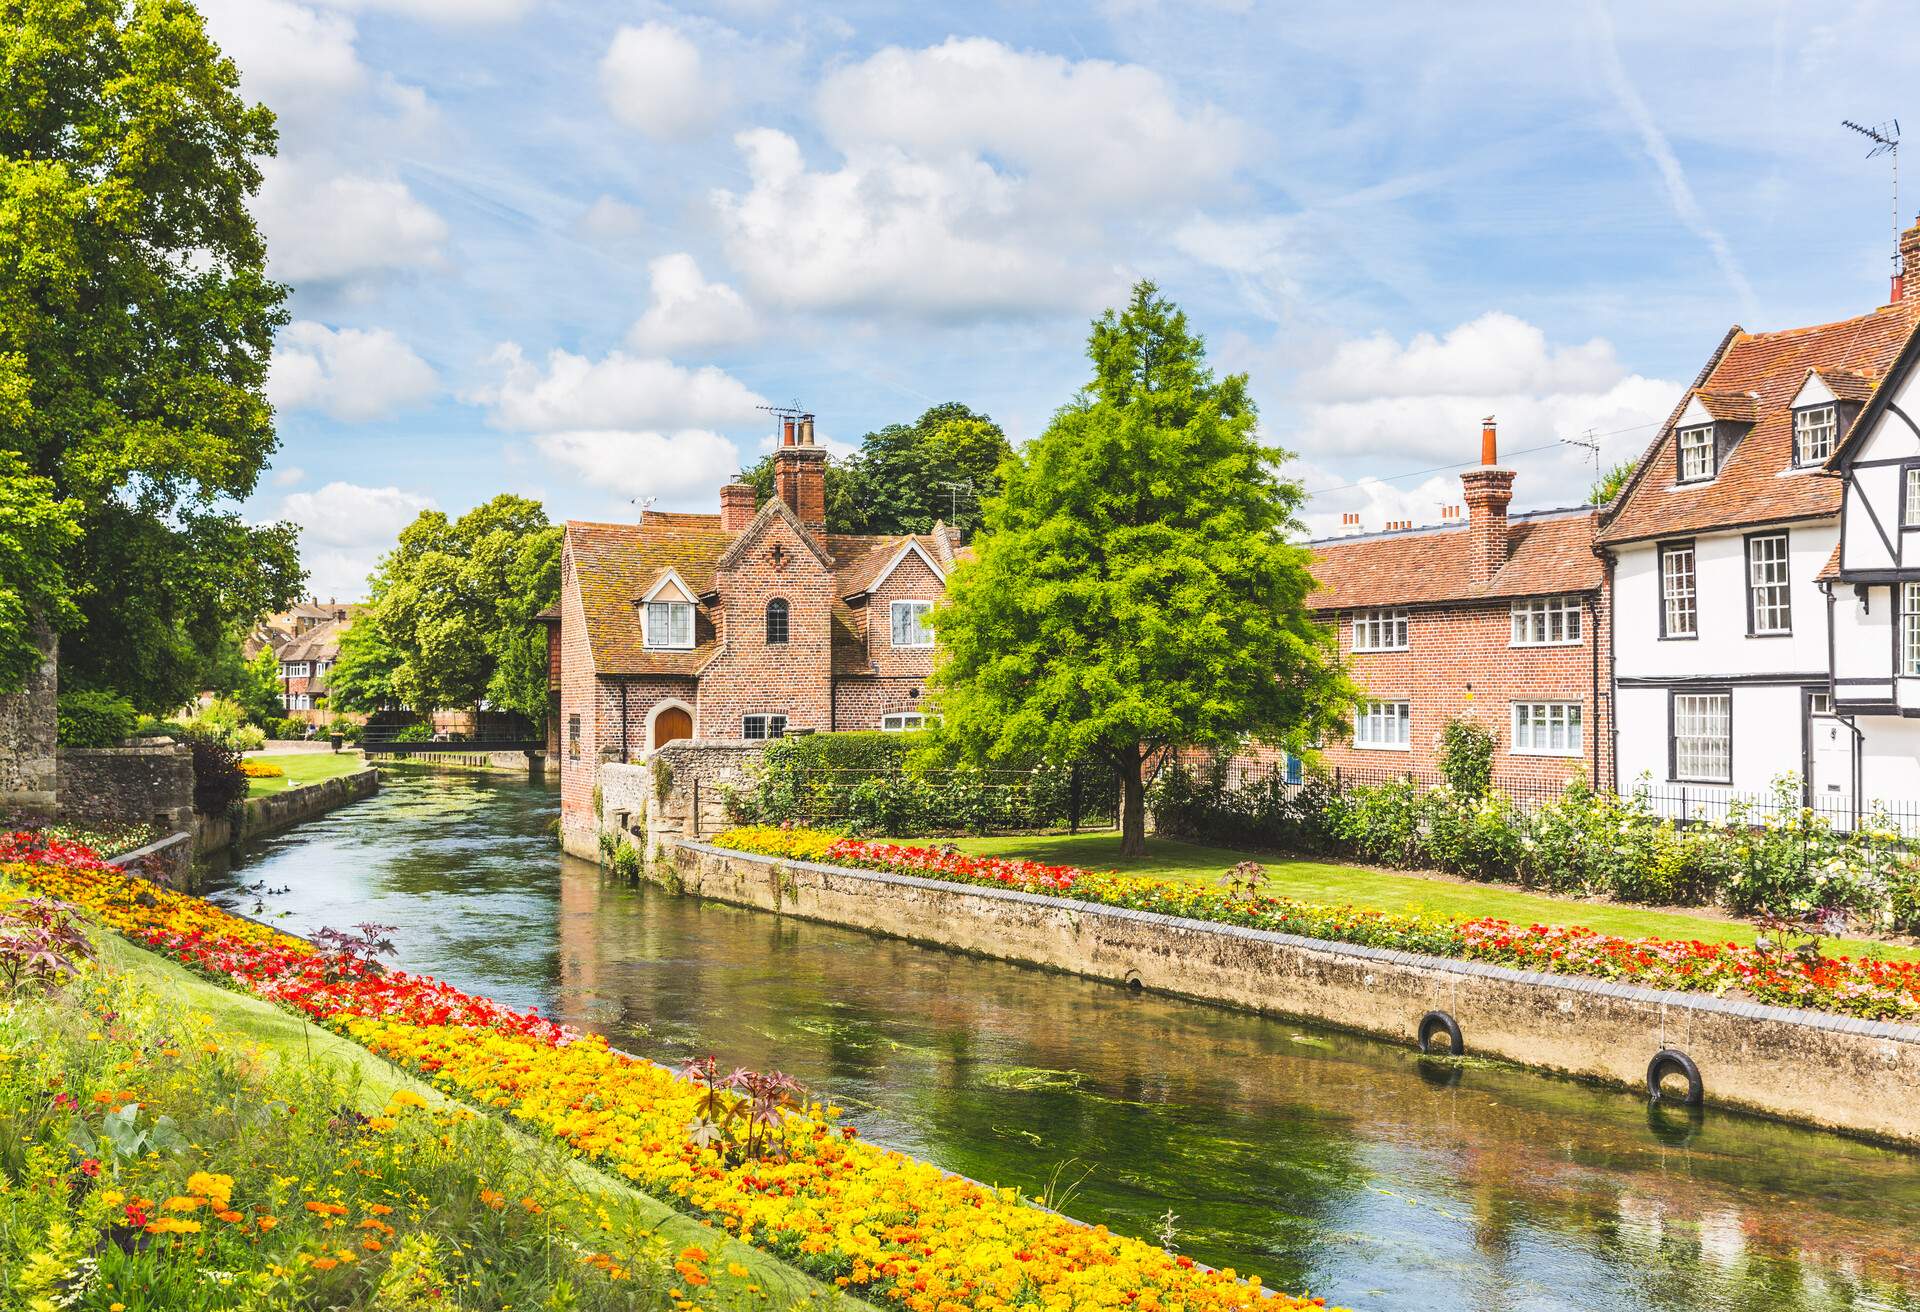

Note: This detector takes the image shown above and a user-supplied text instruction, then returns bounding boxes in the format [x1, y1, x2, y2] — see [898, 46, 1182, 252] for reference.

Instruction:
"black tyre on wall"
[1646, 1048, 1704, 1106]
[1417, 1010, 1463, 1056]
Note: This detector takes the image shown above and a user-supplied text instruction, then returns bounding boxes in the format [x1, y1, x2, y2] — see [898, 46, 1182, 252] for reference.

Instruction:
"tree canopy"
[931, 282, 1353, 855]
[739, 403, 1014, 536]
[330, 496, 561, 723]
[0, 452, 79, 692]
[1, 0, 303, 709]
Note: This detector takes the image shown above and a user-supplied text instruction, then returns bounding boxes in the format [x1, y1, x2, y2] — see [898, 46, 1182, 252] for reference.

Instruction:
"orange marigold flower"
[367, 1203, 394, 1216]
[362, 1238, 384, 1252]
[256, 1216, 279, 1231]
[479, 1188, 505, 1209]
[312, 1257, 339, 1271]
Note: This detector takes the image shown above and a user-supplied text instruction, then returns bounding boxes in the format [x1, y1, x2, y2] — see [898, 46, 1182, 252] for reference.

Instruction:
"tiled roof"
[279, 617, 350, 662]
[1597, 302, 1920, 545]
[1694, 390, 1761, 422]
[566, 517, 952, 676]
[1307, 508, 1602, 611]
[1817, 539, 1843, 583]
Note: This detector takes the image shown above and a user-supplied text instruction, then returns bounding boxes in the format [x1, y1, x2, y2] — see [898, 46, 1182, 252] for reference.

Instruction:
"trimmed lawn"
[86, 928, 833, 1304]
[933, 831, 1920, 964]
[246, 749, 369, 796]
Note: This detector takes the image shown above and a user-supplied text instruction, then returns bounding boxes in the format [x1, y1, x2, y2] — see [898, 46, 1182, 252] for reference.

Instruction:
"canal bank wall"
[663, 840, 1920, 1146]
[194, 767, 380, 857]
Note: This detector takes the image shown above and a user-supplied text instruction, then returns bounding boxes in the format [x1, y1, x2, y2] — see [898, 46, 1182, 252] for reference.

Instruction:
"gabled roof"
[716, 498, 834, 571]
[1308, 507, 1602, 611]
[1598, 302, 1920, 545]
[279, 617, 351, 662]
[1691, 390, 1761, 423]
[1813, 369, 1877, 403]
[840, 537, 946, 600]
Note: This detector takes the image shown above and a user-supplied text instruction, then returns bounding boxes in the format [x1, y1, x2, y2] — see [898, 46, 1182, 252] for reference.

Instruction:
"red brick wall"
[699, 513, 836, 736]
[832, 676, 929, 731]
[1311, 589, 1613, 790]
[863, 550, 942, 679]
[592, 675, 698, 757]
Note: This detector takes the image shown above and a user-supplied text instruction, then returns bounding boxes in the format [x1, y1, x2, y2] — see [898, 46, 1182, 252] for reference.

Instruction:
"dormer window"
[1793, 405, 1837, 465]
[644, 601, 694, 649]
[1677, 426, 1716, 482]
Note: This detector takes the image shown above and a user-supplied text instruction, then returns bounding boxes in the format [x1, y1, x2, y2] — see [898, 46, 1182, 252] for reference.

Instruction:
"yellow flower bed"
[238, 759, 286, 778]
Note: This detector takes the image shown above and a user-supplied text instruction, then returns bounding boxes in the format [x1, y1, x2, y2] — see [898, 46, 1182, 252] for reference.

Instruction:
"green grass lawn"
[246, 749, 370, 796]
[933, 831, 1920, 963]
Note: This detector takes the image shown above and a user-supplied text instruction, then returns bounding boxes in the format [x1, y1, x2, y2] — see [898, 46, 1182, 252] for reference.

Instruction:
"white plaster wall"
[1614, 683, 1807, 797]
[1833, 582, 1894, 685]
[1613, 524, 1835, 681]
[1843, 463, 1903, 571]
[1859, 716, 1920, 805]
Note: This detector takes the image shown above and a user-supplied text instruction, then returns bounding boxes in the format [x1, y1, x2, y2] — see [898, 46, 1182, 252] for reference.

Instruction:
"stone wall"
[667, 840, 1920, 1146]
[566, 740, 765, 862]
[0, 627, 58, 820]
[195, 767, 379, 855]
[57, 742, 195, 833]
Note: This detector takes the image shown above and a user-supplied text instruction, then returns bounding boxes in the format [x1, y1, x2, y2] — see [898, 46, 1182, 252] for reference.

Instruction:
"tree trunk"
[1118, 751, 1147, 858]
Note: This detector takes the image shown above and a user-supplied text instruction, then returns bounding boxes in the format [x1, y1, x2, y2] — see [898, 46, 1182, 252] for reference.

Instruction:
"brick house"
[1301, 421, 1613, 790]
[276, 613, 357, 727]
[549, 415, 964, 857]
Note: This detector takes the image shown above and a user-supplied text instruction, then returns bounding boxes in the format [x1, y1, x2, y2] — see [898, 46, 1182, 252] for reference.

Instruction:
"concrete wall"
[0, 626, 58, 819]
[666, 840, 1920, 1145]
[57, 742, 195, 833]
[195, 767, 379, 855]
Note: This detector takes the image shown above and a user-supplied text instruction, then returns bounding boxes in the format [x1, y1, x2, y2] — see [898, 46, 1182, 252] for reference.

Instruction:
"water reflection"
[206, 768, 1920, 1312]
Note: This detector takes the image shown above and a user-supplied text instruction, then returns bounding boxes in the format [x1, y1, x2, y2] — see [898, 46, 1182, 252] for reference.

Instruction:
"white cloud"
[269, 322, 439, 421]
[281, 481, 434, 548]
[1283, 313, 1680, 534]
[473, 344, 767, 432]
[578, 195, 648, 241]
[713, 37, 1243, 317]
[255, 158, 449, 286]
[533, 429, 742, 499]
[198, 0, 363, 108]
[600, 22, 729, 141]
[319, 0, 529, 21]
[271, 466, 308, 488]
[626, 254, 758, 355]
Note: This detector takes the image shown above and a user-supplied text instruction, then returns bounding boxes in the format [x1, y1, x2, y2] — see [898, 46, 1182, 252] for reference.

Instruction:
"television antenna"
[1843, 118, 1901, 282]
[936, 478, 975, 523]
[1560, 428, 1602, 488]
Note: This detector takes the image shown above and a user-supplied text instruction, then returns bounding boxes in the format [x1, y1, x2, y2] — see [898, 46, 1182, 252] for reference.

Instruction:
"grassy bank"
[921, 831, 1920, 965]
[246, 750, 371, 796]
[1, 905, 834, 1309]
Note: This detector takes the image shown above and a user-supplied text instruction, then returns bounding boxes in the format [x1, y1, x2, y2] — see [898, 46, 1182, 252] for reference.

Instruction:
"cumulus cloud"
[198, 0, 363, 109]
[271, 466, 308, 489]
[255, 158, 449, 287]
[1283, 313, 1680, 535]
[534, 429, 743, 499]
[600, 22, 729, 141]
[319, 0, 529, 21]
[268, 322, 439, 421]
[472, 344, 766, 433]
[713, 37, 1243, 317]
[279, 481, 436, 597]
[625, 254, 758, 355]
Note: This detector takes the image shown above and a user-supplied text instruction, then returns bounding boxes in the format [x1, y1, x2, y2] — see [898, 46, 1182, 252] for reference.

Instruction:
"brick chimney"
[719, 482, 756, 532]
[1896, 213, 1920, 303]
[773, 412, 827, 530]
[1459, 417, 1515, 586]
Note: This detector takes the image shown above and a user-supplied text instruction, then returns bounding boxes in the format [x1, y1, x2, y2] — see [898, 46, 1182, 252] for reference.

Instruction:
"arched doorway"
[653, 705, 693, 750]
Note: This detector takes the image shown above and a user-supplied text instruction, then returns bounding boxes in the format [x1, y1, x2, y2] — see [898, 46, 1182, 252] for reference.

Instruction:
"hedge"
[55, 690, 138, 747]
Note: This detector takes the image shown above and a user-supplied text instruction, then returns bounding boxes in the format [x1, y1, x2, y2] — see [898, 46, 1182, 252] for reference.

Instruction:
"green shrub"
[1437, 717, 1495, 799]
[392, 722, 436, 743]
[55, 690, 138, 747]
[132, 715, 189, 741]
[267, 716, 305, 740]
[328, 718, 363, 742]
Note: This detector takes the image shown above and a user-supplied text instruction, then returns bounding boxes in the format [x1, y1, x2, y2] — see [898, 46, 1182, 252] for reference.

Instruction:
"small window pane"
[743, 714, 788, 741]
[891, 601, 933, 647]
[646, 601, 695, 649]
[1513, 702, 1582, 755]
[1905, 583, 1920, 676]
[1673, 693, 1731, 782]
[1747, 533, 1791, 634]
[765, 598, 789, 645]
[1661, 544, 1697, 636]
[1794, 406, 1837, 464]
[1905, 468, 1920, 527]
[1678, 427, 1715, 481]
[1353, 609, 1409, 652]
[1354, 700, 1410, 748]
[1510, 596, 1583, 646]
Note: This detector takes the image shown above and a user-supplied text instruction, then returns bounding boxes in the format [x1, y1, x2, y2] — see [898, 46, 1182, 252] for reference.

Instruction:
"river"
[201, 767, 1920, 1312]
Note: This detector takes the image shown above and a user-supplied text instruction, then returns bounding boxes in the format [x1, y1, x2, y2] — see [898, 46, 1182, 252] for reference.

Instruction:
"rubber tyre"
[1417, 1009, 1464, 1056]
[1646, 1048, 1704, 1106]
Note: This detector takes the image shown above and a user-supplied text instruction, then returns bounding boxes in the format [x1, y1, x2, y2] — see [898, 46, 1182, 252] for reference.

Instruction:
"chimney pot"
[782, 417, 796, 446]
[800, 415, 815, 446]
[1460, 419, 1516, 586]
[1480, 416, 1499, 466]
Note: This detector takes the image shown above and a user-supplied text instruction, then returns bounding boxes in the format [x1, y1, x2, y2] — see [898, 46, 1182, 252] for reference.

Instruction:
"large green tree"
[0, 453, 80, 691]
[331, 496, 560, 723]
[2, 0, 303, 711]
[739, 403, 1014, 536]
[931, 283, 1353, 855]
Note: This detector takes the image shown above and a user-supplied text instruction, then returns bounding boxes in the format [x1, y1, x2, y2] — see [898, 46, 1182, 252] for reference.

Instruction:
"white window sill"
[1512, 747, 1583, 758]
[1509, 640, 1584, 648]
[643, 643, 695, 652]
[1352, 647, 1409, 654]
[891, 642, 935, 650]
[1352, 741, 1411, 751]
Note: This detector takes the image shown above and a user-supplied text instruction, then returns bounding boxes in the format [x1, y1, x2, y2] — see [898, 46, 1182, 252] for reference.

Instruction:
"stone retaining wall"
[114, 830, 196, 887]
[195, 768, 379, 855]
[564, 741, 761, 862]
[0, 627, 57, 820]
[666, 841, 1920, 1145]
[58, 742, 195, 833]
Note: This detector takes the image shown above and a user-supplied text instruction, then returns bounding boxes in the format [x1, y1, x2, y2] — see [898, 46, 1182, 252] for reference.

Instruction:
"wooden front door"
[654, 706, 693, 750]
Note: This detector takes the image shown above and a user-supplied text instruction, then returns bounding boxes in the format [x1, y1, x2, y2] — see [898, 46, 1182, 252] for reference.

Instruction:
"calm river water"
[202, 767, 1920, 1312]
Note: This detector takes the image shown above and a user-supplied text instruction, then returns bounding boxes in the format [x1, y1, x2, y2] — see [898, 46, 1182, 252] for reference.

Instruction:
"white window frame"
[889, 599, 934, 649]
[1905, 583, 1920, 677]
[1509, 596, 1583, 646]
[1746, 532, 1792, 635]
[1677, 426, 1716, 482]
[643, 600, 695, 650]
[1793, 405, 1837, 465]
[281, 661, 310, 678]
[1672, 692, 1732, 784]
[880, 712, 928, 732]
[1660, 542, 1697, 638]
[1353, 700, 1411, 750]
[742, 713, 787, 741]
[1352, 608, 1409, 652]
[1511, 702, 1583, 757]
[1905, 467, 1920, 528]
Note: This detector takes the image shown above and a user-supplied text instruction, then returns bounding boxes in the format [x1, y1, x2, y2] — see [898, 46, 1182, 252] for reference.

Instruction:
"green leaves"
[932, 283, 1354, 847]
[0, 451, 78, 691]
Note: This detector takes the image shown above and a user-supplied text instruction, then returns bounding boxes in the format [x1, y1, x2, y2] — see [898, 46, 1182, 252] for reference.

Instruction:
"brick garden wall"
[57, 743, 195, 833]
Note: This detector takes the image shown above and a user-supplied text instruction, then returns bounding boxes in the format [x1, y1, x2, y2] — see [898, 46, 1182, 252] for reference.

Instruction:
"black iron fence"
[736, 762, 1118, 835]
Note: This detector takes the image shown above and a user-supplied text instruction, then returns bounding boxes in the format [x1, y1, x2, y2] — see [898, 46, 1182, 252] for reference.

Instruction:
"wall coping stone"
[676, 840, 1920, 1046]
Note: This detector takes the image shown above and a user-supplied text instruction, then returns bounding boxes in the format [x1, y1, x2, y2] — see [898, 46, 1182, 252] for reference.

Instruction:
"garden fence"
[1215, 758, 1920, 839]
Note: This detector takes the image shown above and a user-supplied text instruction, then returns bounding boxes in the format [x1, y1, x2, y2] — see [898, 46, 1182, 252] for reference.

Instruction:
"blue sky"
[209, 0, 1920, 598]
